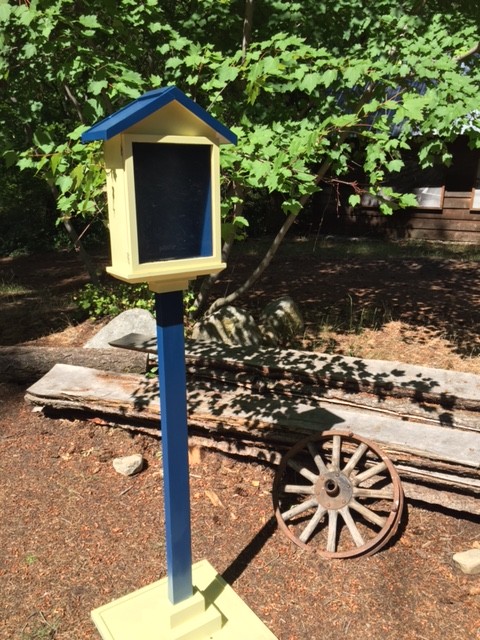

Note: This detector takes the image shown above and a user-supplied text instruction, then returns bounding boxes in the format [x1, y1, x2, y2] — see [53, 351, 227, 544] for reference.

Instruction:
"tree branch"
[454, 41, 479, 62]
[63, 83, 85, 124]
[205, 149, 342, 316]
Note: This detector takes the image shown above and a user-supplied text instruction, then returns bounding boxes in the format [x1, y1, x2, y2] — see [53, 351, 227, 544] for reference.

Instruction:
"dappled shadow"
[1, 245, 478, 361]
[215, 250, 480, 359]
[119, 337, 480, 466]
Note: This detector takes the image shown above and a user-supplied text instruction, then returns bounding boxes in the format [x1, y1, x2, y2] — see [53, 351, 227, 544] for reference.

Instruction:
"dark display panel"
[132, 142, 213, 263]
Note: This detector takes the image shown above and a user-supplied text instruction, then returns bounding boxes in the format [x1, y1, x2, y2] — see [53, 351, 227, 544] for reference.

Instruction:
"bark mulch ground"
[1, 246, 479, 639]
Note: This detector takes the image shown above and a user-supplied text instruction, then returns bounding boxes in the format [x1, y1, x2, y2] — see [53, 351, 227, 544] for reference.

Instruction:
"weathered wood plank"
[399, 217, 480, 231]
[405, 228, 480, 242]
[187, 434, 480, 515]
[25, 364, 480, 493]
[442, 197, 473, 209]
[110, 334, 480, 411]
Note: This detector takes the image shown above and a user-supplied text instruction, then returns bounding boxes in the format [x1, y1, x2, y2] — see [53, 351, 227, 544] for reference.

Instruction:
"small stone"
[452, 549, 480, 575]
[112, 453, 144, 476]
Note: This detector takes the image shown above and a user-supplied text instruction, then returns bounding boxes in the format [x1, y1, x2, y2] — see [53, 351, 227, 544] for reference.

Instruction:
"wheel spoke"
[299, 505, 327, 543]
[349, 499, 387, 527]
[307, 442, 328, 474]
[351, 461, 387, 486]
[340, 506, 365, 547]
[284, 483, 315, 495]
[353, 487, 393, 500]
[326, 509, 338, 553]
[330, 434, 341, 471]
[281, 497, 318, 521]
[287, 458, 318, 483]
[342, 442, 369, 475]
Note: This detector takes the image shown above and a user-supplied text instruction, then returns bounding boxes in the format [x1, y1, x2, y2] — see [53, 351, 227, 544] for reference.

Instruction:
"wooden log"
[0, 346, 147, 383]
[25, 364, 480, 496]
[185, 434, 480, 516]
[111, 333, 480, 411]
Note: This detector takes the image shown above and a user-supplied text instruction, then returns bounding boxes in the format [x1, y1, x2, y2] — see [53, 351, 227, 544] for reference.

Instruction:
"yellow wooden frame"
[104, 133, 225, 291]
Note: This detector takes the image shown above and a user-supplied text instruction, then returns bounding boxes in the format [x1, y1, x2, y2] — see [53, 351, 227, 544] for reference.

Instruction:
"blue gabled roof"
[81, 86, 237, 144]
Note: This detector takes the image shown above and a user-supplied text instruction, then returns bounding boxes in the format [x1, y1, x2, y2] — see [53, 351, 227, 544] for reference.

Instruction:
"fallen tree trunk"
[0, 346, 146, 383]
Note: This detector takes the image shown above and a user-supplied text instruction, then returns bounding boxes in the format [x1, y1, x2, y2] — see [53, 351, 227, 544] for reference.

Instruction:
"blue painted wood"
[155, 290, 193, 605]
[81, 86, 237, 145]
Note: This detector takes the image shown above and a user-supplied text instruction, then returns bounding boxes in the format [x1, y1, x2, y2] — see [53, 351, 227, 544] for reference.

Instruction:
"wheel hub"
[315, 471, 353, 510]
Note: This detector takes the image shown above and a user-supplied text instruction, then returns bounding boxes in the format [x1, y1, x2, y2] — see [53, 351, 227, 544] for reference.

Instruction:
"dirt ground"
[1, 245, 479, 639]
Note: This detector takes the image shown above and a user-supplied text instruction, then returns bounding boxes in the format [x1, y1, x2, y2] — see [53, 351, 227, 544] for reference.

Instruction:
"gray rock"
[259, 296, 304, 346]
[192, 306, 262, 346]
[84, 309, 156, 349]
[452, 549, 480, 575]
[112, 453, 144, 476]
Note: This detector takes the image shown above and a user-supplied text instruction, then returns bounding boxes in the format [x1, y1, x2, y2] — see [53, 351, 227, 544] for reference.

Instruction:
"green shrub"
[74, 281, 154, 319]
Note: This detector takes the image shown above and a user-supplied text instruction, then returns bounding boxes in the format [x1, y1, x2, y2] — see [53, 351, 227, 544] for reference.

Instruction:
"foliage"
[0, 0, 479, 278]
[74, 281, 154, 319]
[75, 279, 204, 320]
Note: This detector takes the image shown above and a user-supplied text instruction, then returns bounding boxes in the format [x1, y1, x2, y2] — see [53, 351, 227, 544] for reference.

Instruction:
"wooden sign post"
[82, 88, 277, 639]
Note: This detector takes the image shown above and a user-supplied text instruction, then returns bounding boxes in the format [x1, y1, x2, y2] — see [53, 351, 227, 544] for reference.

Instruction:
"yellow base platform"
[91, 559, 277, 640]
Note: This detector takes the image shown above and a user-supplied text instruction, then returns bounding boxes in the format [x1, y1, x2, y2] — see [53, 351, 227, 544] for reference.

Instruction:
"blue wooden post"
[155, 290, 193, 605]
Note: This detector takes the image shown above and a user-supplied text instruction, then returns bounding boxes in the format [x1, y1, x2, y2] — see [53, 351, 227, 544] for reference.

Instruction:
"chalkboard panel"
[132, 142, 212, 263]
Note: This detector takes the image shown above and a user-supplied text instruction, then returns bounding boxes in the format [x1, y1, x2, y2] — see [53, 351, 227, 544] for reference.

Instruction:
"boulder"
[84, 309, 156, 349]
[259, 296, 304, 346]
[192, 306, 262, 347]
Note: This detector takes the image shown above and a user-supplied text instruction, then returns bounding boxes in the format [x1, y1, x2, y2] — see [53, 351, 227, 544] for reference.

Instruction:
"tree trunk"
[50, 184, 100, 286]
[242, 0, 254, 57]
[0, 346, 146, 384]
[62, 218, 100, 286]
[205, 149, 343, 316]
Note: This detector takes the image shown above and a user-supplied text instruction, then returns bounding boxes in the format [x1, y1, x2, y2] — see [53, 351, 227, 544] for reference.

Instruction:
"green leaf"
[56, 175, 73, 193]
[217, 65, 239, 84]
[387, 159, 404, 172]
[300, 72, 322, 93]
[348, 194, 361, 207]
[50, 153, 62, 175]
[88, 79, 108, 95]
[23, 43, 37, 59]
[0, 3, 11, 22]
[321, 69, 337, 88]
[3, 150, 18, 168]
[281, 199, 302, 215]
[379, 201, 394, 215]
[233, 216, 249, 228]
[78, 15, 101, 29]
[70, 164, 84, 189]
[399, 193, 418, 208]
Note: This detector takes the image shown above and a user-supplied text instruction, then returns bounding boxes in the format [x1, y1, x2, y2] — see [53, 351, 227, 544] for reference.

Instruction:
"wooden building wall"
[340, 191, 480, 243]
[308, 138, 480, 243]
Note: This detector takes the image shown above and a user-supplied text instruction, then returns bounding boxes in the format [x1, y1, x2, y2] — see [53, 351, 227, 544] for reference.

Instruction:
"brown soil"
[1, 246, 479, 640]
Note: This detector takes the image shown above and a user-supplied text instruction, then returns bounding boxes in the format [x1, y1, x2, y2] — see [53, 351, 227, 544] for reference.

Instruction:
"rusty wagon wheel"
[273, 430, 404, 558]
